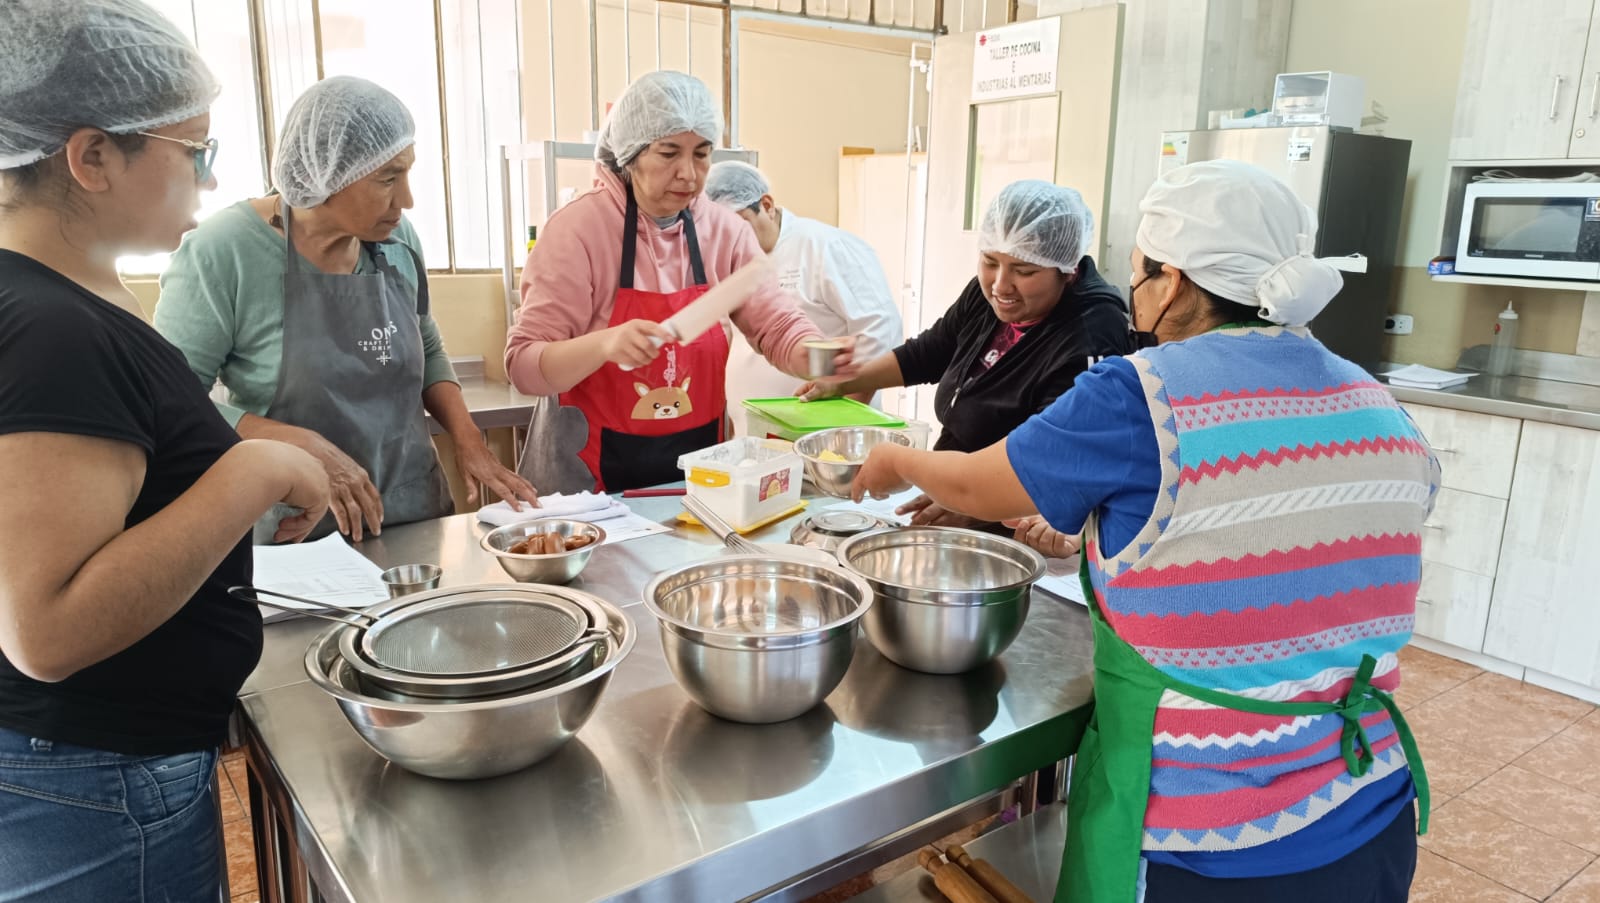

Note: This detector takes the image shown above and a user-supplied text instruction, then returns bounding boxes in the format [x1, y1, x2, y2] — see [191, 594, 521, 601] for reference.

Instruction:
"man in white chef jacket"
[705, 161, 903, 430]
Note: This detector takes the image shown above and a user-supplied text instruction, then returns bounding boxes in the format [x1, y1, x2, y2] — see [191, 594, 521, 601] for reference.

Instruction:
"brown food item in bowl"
[508, 531, 595, 555]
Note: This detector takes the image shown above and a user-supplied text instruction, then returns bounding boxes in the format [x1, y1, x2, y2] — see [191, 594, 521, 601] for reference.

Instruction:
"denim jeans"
[0, 726, 223, 903]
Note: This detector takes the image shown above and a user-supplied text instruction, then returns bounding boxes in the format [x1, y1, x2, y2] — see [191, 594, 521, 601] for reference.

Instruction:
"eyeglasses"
[136, 131, 219, 183]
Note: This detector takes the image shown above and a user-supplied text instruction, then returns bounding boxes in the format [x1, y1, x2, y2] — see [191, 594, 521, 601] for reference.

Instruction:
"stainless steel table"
[238, 498, 1094, 903]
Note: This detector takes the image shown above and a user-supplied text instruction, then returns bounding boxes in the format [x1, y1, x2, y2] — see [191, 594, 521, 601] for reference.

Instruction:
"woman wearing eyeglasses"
[0, 1, 332, 899]
[157, 76, 538, 543]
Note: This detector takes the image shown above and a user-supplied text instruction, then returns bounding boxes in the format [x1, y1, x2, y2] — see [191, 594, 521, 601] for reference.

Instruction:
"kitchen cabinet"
[1483, 421, 1600, 688]
[1570, 12, 1600, 158]
[1416, 563, 1496, 653]
[1450, 0, 1599, 160]
[1401, 404, 1521, 499]
[1421, 487, 1507, 579]
[1402, 403, 1516, 650]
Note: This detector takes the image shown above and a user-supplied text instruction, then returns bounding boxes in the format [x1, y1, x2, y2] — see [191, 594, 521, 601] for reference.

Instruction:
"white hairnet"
[704, 161, 769, 211]
[596, 71, 723, 172]
[1136, 160, 1344, 327]
[978, 180, 1094, 273]
[0, 0, 218, 170]
[273, 76, 415, 208]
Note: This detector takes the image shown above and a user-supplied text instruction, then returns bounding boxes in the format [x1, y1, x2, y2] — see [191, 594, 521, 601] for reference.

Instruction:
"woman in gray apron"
[157, 76, 537, 541]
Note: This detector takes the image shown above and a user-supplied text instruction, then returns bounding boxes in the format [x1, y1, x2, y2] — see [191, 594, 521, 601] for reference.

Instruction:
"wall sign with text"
[971, 17, 1062, 103]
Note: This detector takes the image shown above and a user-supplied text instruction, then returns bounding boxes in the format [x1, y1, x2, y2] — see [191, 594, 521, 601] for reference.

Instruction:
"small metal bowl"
[480, 518, 606, 585]
[381, 564, 442, 598]
[644, 555, 873, 723]
[793, 427, 913, 498]
[789, 510, 891, 553]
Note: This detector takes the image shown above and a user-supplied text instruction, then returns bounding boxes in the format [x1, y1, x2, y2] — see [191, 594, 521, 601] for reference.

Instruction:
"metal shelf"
[1431, 274, 1600, 294]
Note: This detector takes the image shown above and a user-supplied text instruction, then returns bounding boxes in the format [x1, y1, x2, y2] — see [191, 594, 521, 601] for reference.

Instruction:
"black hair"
[1140, 254, 1259, 324]
[0, 131, 148, 215]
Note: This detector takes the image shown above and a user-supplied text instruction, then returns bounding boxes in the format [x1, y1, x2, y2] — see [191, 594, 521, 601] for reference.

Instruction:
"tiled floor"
[216, 644, 1600, 902]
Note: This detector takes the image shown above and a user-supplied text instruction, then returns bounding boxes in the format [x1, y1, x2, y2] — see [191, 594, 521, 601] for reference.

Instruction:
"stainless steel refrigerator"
[1157, 126, 1411, 370]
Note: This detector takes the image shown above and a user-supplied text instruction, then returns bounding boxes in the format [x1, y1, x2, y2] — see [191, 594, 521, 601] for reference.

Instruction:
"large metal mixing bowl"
[303, 587, 635, 780]
[836, 527, 1045, 674]
[480, 518, 606, 585]
[793, 427, 912, 498]
[644, 555, 873, 724]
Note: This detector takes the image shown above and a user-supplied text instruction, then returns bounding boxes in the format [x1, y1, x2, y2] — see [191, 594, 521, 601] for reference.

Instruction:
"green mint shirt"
[153, 200, 457, 428]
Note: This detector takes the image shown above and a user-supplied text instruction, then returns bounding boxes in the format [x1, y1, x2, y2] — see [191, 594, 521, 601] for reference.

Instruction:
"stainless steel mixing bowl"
[303, 587, 634, 780]
[836, 527, 1046, 674]
[792, 427, 913, 498]
[480, 518, 606, 585]
[643, 555, 873, 723]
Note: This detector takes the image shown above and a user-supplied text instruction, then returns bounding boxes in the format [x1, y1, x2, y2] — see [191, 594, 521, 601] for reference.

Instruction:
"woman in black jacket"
[803, 179, 1130, 530]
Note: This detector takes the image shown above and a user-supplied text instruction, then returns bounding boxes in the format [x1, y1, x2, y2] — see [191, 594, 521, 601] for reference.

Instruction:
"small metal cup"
[381, 564, 443, 598]
[804, 340, 844, 379]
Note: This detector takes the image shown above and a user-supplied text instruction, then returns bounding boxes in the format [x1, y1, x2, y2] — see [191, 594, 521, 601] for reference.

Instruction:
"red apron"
[559, 185, 728, 492]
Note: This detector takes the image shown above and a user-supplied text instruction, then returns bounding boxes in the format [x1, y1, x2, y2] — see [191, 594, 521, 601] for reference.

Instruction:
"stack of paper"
[251, 533, 389, 623]
[1383, 364, 1473, 390]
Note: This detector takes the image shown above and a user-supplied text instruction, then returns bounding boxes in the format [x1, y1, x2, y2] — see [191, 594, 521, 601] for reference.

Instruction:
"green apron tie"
[1058, 558, 1430, 901]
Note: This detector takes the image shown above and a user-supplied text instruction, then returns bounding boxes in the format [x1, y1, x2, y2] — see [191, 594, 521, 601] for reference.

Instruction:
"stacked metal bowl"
[836, 527, 1046, 674]
[303, 584, 634, 779]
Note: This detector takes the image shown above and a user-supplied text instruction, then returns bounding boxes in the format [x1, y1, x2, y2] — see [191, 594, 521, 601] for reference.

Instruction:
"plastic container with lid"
[677, 437, 803, 533]
[743, 397, 931, 448]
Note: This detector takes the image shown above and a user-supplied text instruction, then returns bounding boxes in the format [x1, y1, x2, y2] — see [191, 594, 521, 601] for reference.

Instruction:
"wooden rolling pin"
[946, 844, 1037, 903]
[917, 849, 999, 903]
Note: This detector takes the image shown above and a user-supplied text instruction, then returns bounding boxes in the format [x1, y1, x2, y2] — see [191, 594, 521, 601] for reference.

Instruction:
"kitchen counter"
[238, 497, 1096, 903]
[1387, 374, 1600, 431]
[426, 375, 540, 434]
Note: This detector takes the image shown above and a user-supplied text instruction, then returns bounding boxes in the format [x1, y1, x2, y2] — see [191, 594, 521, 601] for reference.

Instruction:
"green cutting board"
[742, 397, 906, 433]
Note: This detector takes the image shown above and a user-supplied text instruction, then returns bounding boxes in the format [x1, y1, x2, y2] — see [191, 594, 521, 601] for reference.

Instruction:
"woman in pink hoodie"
[506, 72, 849, 492]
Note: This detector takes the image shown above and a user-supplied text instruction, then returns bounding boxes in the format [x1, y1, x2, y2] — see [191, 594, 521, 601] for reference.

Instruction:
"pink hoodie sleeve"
[722, 216, 819, 375]
[504, 214, 599, 397]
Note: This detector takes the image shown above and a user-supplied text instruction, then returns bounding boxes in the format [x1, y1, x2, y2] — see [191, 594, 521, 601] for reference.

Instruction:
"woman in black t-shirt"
[800, 179, 1131, 537]
[0, 2, 330, 900]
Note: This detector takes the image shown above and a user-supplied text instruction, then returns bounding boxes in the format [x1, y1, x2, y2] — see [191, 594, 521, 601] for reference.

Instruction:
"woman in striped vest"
[851, 159, 1440, 902]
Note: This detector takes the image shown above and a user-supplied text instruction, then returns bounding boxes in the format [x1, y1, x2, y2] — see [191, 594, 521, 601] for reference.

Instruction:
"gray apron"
[515, 397, 597, 497]
[253, 203, 454, 543]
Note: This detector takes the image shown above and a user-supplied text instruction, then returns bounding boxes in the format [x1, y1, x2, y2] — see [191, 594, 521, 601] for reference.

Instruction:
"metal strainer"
[231, 585, 611, 699]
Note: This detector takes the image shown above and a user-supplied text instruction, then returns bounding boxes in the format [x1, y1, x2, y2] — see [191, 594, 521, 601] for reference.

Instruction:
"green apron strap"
[1060, 556, 1430, 901]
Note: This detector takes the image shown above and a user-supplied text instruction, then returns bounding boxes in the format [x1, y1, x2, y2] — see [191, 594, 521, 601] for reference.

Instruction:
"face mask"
[1127, 289, 1170, 350]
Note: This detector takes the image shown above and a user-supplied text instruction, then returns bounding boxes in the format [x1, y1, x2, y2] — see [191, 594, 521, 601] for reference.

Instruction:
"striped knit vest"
[1086, 326, 1440, 853]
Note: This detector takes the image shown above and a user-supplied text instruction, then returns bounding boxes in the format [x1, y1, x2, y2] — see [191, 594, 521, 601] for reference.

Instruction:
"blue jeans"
[0, 726, 223, 903]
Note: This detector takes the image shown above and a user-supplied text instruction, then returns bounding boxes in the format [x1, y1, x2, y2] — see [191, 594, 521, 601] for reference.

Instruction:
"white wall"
[518, 1, 924, 227]
[1285, 0, 1469, 267]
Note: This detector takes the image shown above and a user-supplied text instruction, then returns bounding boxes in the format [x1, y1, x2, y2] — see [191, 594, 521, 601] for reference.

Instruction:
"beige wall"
[1286, 0, 1584, 368]
[518, 1, 922, 227]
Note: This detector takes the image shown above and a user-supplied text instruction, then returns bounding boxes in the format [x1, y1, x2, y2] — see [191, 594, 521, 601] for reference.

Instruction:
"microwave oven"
[1456, 181, 1600, 281]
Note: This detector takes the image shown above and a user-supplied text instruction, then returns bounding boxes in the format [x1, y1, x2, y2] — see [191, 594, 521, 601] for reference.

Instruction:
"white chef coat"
[726, 210, 904, 433]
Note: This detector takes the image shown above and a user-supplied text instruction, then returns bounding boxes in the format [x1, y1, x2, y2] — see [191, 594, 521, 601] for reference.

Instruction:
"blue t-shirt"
[1006, 356, 1415, 879]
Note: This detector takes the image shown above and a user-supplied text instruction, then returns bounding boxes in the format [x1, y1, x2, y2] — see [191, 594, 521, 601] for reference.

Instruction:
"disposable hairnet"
[273, 76, 415, 208]
[596, 71, 723, 172]
[704, 161, 770, 211]
[977, 180, 1094, 273]
[1136, 160, 1343, 327]
[0, 0, 219, 170]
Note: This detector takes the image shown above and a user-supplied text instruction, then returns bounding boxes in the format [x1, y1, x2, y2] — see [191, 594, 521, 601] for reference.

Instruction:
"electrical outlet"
[1384, 314, 1414, 336]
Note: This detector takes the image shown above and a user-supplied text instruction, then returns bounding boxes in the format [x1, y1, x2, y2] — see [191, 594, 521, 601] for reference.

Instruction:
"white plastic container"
[678, 438, 804, 533]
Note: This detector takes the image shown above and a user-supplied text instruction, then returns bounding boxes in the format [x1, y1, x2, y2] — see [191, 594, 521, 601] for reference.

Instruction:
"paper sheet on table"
[595, 510, 674, 544]
[825, 487, 925, 524]
[1036, 555, 1087, 606]
[251, 533, 389, 623]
